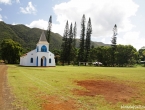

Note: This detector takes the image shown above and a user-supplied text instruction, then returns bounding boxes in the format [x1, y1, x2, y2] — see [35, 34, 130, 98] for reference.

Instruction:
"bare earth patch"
[73, 80, 140, 104]
[41, 96, 78, 110]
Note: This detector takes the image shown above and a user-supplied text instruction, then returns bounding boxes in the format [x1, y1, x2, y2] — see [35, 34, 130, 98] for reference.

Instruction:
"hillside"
[0, 21, 62, 52]
[0, 21, 109, 53]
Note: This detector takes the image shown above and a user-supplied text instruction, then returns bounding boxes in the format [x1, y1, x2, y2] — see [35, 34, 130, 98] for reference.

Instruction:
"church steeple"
[37, 30, 49, 44]
[37, 30, 49, 52]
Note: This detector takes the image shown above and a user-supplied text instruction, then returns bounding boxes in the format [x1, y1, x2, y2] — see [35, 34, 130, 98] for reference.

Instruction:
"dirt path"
[0, 64, 16, 110]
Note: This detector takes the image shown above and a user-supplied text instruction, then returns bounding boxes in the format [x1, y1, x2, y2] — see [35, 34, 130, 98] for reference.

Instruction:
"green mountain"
[0, 21, 109, 53]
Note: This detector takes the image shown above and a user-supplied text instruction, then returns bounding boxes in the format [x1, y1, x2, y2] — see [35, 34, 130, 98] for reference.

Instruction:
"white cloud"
[4, 16, 7, 19]
[26, 19, 47, 30]
[16, 0, 20, 3]
[25, 19, 63, 35]
[118, 32, 140, 45]
[12, 22, 20, 25]
[20, 2, 37, 14]
[0, 14, 3, 21]
[117, 31, 144, 50]
[0, 0, 19, 4]
[0, 8, 2, 11]
[53, 0, 139, 37]
[12, 22, 16, 25]
[0, 0, 11, 4]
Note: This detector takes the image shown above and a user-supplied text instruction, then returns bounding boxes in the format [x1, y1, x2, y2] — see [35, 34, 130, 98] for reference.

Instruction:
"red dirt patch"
[73, 80, 140, 104]
[42, 96, 78, 110]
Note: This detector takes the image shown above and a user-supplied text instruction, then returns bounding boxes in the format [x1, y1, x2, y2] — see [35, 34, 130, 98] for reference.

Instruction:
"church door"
[41, 58, 43, 66]
[41, 56, 46, 66]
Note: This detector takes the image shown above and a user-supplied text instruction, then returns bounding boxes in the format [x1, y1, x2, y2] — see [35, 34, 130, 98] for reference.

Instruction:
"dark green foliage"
[0, 39, 22, 64]
[73, 22, 77, 48]
[138, 47, 145, 61]
[60, 22, 77, 65]
[67, 23, 73, 65]
[60, 21, 69, 65]
[115, 45, 138, 66]
[85, 18, 92, 62]
[52, 49, 61, 65]
[90, 45, 137, 66]
[71, 22, 78, 64]
[89, 46, 111, 65]
[78, 16, 93, 63]
[142, 51, 145, 66]
[0, 22, 25, 45]
[78, 14, 86, 62]
[47, 15, 52, 43]
[72, 48, 79, 65]
[0, 48, 1, 59]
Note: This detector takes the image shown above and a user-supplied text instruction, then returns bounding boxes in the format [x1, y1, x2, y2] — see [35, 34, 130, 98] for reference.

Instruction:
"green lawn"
[7, 65, 145, 110]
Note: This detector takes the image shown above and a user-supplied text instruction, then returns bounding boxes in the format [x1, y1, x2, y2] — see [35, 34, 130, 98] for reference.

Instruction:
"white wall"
[26, 49, 36, 66]
[20, 45, 55, 67]
[20, 49, 36, 66]
[48, 52, 55, 66]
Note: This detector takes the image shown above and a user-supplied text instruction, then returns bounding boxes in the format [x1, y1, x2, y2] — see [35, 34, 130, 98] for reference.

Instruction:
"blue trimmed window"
[41, 45, 47, 52]
[30, 58, 33, 63]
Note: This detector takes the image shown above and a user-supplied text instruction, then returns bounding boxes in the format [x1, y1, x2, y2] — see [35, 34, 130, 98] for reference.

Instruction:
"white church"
[20, 31, 55, 67]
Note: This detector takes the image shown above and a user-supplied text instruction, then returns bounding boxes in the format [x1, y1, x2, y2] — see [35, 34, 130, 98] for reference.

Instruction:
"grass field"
[7, 65, 145, 110]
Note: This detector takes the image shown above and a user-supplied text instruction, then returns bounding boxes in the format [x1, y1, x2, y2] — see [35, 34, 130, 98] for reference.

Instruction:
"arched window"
[30, 58, 33, 63]
[41, 45, 47, 52]
[49, 58, 51, 63]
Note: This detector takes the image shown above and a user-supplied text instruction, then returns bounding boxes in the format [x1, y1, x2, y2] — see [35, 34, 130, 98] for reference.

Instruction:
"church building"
[20, 31, 55, 67]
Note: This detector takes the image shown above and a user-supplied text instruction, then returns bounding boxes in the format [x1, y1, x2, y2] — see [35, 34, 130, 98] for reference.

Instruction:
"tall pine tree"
[111, 24, 117, 66]
[60, 21, 69, 65]
[111, 24, 117, 46]
[47, 16, 52, 43]
[73, 22, 77, 48]
[78, 14, 86, 62]
[72, 22, 77, 65]
[67, 23, 73, 65]
[85, 18, 92, 62]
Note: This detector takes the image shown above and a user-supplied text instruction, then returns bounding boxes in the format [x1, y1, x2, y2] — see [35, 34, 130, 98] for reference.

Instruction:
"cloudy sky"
[0, 0, 145, 50]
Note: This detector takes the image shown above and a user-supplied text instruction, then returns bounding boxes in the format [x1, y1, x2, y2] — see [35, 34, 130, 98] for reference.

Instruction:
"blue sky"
[0, 0, 145, 50]
[0, 0, 69, 24]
